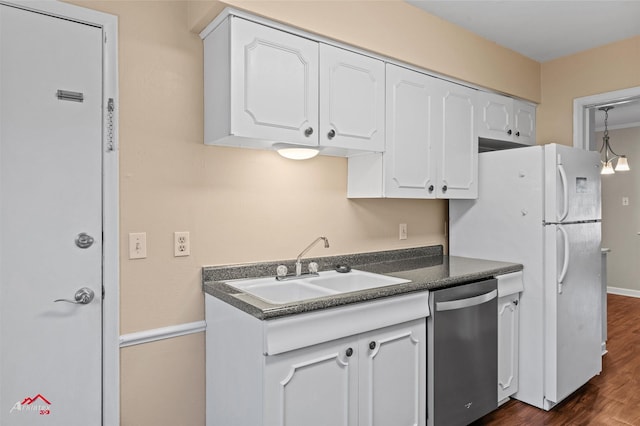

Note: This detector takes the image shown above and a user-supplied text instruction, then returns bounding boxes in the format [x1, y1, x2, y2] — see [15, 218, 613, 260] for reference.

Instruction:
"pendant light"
[599, 106, 630, 175]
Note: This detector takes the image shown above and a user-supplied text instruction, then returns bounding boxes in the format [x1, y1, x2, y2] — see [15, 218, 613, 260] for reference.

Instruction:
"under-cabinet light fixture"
[273, 143, 320, 160]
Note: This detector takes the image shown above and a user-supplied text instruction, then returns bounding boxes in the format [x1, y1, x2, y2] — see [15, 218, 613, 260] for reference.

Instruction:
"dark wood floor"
[473, 294, 640, 425]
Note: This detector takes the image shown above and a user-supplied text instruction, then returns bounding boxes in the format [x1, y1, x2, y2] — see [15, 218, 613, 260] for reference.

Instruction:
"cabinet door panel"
[320, 44, 385, 151]
[478, 92, 512, 140]
[513, 101, 536, 144]
[438, 83, 478, 199]
[265, 337, 358, 426]
[232, 17, 319, 145]
[360, 319, 427, 426]
[498, 295, 519, 402]
[384, 64, 436, 198]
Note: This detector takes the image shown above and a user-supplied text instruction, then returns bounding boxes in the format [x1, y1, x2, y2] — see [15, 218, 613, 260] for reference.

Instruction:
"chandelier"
[599, 106, 630, 175]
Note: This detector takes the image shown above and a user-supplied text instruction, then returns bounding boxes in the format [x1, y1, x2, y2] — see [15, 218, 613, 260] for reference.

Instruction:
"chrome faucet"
[295, 236, 330, 276]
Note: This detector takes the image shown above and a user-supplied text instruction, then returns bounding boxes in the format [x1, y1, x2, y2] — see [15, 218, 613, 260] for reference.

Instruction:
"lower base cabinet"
[497, 272, 523, 403]
[265, 320, 426, 426]
[205, 292, 428, 426]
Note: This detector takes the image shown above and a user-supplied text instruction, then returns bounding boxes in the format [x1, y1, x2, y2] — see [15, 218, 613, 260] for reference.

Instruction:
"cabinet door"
[264, 336, 358, 426]
[513, 100, 536, 145]
[498, 294, 519, 402]
[231, 17, 319, 146]
[319, 44, 385, 152]
[436, 82, 478, 199]
[384, 64, 437, 198]
[359, 319, 427, 426]
[477, 91, 513, 140]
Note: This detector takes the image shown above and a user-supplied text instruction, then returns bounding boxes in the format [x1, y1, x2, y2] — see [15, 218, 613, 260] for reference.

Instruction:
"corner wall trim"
[607, 286, 640, 298]
[120, 321, 206, 348]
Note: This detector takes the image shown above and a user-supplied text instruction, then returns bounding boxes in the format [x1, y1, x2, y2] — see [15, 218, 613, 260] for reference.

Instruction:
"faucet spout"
[295, 236, 330, 276]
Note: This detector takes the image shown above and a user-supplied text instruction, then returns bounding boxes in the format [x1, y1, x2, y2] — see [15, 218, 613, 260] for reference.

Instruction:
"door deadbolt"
[75, 233, 94, 249]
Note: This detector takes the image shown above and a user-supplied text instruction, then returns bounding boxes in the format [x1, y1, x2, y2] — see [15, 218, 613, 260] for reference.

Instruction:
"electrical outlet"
[129, 232, 147, 259]
[399, 223, 408, 240]
[174, 231, 190, 257]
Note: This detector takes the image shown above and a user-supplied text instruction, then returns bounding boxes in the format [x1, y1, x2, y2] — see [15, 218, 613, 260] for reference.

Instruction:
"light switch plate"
[129, 232, 147, 259]
[399, 223, 408, 240]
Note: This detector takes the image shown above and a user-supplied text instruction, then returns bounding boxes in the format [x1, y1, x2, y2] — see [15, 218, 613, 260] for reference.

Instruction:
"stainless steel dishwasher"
[427, 278, 498, 426]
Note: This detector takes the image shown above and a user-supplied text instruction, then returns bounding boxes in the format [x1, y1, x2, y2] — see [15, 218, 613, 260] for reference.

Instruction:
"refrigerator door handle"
[557, 225, 570, 291]
[558, 164, 569, 222]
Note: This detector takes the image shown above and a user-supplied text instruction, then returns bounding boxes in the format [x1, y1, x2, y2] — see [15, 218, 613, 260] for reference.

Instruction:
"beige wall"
[538, 36, 640, 146]
[57, 0, 640, 423]
[599, 127, 640, 291]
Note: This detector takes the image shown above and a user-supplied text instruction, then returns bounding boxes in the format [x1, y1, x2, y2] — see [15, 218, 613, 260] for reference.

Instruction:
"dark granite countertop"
[202, 245, 522, 320]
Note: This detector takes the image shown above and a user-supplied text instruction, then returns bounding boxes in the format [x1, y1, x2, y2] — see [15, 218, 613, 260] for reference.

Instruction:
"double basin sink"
[227, 269, 410, 304]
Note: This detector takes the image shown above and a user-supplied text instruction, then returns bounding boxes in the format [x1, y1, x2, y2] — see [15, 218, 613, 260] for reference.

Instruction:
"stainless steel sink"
[226, 269, 410, 304]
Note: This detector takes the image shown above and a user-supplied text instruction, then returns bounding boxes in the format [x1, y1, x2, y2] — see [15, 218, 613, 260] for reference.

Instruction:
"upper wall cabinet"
[204, 17, 319, 149]
[438, 81, 478, 199]
[347, 64, 478, 200]
[477, 92, 536, 145]
[203, 16, 385, 156]
[319, 44, 385, 153]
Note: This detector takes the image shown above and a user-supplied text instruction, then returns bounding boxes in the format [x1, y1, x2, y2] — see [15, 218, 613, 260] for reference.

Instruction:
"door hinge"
[106, 98, 115, 152]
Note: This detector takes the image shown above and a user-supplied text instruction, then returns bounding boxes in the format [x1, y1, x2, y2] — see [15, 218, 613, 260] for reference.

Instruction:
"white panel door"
[384, 64, 436, 198]
[359, 319, 426, 426]
[231, 17, 319, 146]
[0, 6, 103, 425]
[264, 336, 358, 426]
[437, 82, 478, 199]
[544, 222, 602, 405]
[319, 44, 385, 152]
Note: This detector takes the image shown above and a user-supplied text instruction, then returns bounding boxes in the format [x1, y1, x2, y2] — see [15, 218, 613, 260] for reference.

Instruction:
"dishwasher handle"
[435, 289, 497, 312]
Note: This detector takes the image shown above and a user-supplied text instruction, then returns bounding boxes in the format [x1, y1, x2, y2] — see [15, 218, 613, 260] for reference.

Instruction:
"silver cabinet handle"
[304, 127, 314, 137]
[54, 287, 95, 305]
[327, 129, 336, 139]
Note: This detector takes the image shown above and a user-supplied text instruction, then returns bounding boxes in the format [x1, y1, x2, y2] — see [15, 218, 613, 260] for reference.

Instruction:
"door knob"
[54, 287, 95, 305]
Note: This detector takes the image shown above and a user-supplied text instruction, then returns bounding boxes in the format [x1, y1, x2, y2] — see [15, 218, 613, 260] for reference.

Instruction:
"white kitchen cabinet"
[348, 64, 477, 199]
[497, 271, 524, 403]
[264, 319, 426, 426]
[203, 16, 319, 149]
[478, 91, 536, 145]
[205, 291, 429, 426]
[264, 334, 358, 425]
[359, 320, 426, 425]
[203, 16, 385, 156]
[319, 44, 385, 154]
[437, 80, 478, 198]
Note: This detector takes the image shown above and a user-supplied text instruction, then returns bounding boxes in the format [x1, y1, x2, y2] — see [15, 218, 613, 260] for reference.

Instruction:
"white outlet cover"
[174, 231, 190, 257]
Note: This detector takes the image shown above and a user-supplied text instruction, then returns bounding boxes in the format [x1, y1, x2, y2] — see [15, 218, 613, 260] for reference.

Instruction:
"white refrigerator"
[449, 143, 602, 410]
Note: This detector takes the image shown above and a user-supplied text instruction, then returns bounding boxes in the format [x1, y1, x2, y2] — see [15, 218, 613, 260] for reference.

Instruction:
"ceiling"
[406, 0, 640, 129]
[405, 0, 640, 63]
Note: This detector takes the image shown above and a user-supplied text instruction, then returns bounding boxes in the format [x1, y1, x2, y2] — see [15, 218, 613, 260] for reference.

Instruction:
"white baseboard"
[120, 320, 206, 348]
[607, 286, 640, 298]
